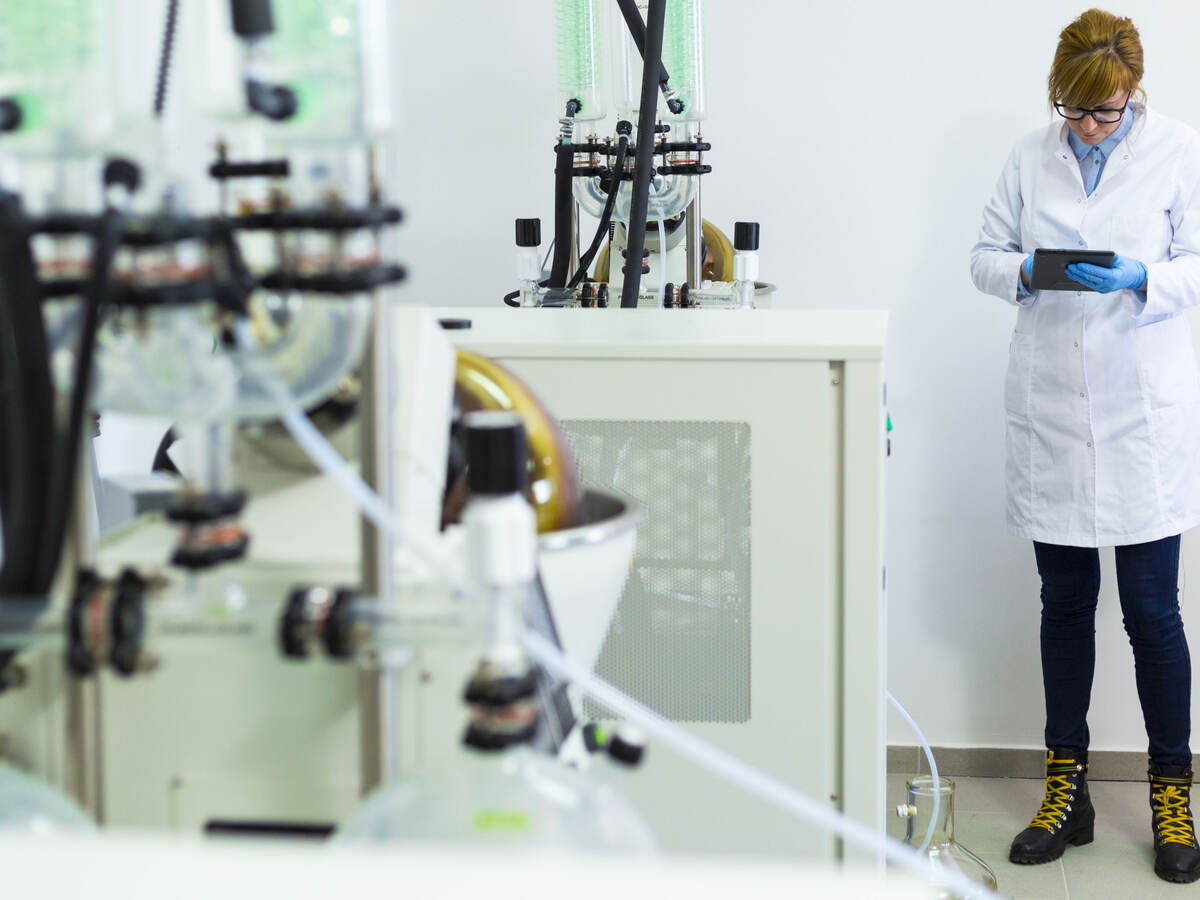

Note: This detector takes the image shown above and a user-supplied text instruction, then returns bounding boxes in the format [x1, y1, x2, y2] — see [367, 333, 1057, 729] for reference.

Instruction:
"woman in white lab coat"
[970, 8, 1200, 884]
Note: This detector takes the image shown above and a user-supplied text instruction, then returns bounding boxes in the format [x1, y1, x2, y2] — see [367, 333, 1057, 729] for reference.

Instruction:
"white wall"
[90, 1, 1200, 753]
[386, 0, 1200, 754]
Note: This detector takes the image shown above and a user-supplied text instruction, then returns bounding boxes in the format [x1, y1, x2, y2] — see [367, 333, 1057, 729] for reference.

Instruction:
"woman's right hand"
[1021, 253, 1035, 289]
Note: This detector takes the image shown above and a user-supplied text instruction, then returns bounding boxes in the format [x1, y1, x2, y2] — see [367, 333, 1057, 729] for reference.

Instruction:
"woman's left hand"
[1066, 254, 1148, 293]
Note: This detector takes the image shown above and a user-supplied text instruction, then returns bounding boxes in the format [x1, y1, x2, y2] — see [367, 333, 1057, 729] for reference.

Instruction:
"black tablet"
[1030, 249, 1116, 292]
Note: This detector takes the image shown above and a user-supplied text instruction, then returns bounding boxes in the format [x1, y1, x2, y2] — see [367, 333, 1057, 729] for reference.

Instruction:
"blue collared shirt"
[1067, 106, 1136, 196]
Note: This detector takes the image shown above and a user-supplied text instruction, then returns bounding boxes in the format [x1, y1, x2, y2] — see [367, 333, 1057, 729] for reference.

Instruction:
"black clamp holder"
[168, 490, 251, 570]
[462, 655, 541, 752]
[279, 585, 363, 661]
[67, 568, 151, 678]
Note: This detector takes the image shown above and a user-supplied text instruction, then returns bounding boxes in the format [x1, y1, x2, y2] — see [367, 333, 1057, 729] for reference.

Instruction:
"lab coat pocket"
[1135, 317, 1200, 409]
[1005, 332, 1032, 414]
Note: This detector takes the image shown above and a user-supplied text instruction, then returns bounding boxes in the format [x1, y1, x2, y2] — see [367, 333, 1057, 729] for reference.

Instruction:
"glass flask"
[0, 764, 95, 835]
[897, 775, 998, 900]
[336, 745, 655, 852]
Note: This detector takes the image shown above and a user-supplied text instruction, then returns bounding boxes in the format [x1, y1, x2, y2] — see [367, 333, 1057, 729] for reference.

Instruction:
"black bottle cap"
[103, 157, 142, 194]
[230, 0, 276, 38]
[734, 221, 760, 251]
[515, 218, 541, 248]
[465, 411, 527, 496]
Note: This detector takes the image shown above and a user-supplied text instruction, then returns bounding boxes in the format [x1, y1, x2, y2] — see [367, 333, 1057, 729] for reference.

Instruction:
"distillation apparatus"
[504, 0, 768, 311]
[0, 0, 660, 844]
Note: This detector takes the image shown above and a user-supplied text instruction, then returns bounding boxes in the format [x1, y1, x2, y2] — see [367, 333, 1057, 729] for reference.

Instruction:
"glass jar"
[897, 775, 998, 900]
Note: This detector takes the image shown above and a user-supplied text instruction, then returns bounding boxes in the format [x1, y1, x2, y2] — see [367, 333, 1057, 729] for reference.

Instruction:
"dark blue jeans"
[1035, 535, 1192, 767]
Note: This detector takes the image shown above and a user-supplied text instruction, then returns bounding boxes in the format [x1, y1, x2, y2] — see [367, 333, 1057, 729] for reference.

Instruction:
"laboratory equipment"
[446, 307, 889, 859]
[896, 776, 999, 900]
[507, 0, 773, 310]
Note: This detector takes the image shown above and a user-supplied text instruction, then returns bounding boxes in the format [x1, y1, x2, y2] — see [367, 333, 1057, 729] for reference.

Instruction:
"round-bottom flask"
[0, 764, 95, 835]
[898, 775, 998, 899]
[336, 746, 655, 852]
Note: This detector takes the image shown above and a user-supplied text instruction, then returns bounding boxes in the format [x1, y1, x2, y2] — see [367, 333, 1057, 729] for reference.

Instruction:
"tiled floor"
[886, 774, 1192, 899]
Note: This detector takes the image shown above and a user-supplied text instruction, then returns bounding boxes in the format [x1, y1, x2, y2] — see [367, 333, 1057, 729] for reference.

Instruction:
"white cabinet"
[450, 308, 888, 859]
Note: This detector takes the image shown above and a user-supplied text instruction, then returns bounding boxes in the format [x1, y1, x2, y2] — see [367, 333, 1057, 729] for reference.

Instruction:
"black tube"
[32, 210, 123, 590]
[0, 193, 51, 598]
[569, 134, 629, 289]
[620, 0, 666, 309]
[153, 0, 181, 119]
[547, 141, 575, 288]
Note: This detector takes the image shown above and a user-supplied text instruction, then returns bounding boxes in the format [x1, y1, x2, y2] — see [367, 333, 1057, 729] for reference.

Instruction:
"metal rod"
[357, 139, 402, 794]
[65, 434, 103, 820]
[685, 180, 702, 288]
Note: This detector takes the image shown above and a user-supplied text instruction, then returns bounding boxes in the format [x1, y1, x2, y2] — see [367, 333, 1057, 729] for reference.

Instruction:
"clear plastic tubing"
[523, 631, 999, 900]
[662, 0, 706, 121]
[888, 691, 940, 852]
[553, 0, 607, 121]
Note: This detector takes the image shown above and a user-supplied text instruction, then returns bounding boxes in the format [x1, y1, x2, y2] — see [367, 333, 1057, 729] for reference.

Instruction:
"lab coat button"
[1087, 441, 1093, 448]
[1074, 342, 1079, 348]
[1078, 240, 1086, 246]
[1080, 392, 1086, 398]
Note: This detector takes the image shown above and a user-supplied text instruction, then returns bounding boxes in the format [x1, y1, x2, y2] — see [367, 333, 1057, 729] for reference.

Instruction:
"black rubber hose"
[620, 0, 666, 309]
[0, 193, 50, 598]
[614, 0, 684, 113]
[547, 141, 575, 288]
[569, 134, 629, 289]
[153, 0, 181, 119]
[32, 210, 123, 591]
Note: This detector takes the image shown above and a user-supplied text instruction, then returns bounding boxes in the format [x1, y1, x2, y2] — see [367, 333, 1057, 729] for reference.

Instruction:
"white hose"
[230, 321, 467, 596]
[887, 691, 940, 852]
[649, 180, 667, 308]
[524, 631, 999, 900]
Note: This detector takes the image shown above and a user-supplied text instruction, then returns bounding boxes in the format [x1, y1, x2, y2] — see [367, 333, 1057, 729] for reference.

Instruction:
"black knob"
[734, 221, 760, 252]
[103, 157, 142, 194]
[515, 217, 541, 248]
[616, 120, 633, 136]
[465, 411, 527, 496]
[607, 725, 647, 767]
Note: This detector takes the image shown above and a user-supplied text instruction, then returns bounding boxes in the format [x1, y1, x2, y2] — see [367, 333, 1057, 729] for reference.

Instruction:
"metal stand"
[356, 289, 401, 795]
[65, 432, 103, 819]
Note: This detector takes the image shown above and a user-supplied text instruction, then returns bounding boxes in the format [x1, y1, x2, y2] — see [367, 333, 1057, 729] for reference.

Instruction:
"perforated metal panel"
[562, 420, 751, 723]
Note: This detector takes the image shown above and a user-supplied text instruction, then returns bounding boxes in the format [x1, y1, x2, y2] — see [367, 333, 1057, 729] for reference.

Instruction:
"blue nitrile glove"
[1017, 253, 1035, 296]
[1065, 254, 1147, 293]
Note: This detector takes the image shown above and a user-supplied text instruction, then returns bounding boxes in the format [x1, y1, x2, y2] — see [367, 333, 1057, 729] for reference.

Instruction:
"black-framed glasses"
[1054, 98, 1129, 124]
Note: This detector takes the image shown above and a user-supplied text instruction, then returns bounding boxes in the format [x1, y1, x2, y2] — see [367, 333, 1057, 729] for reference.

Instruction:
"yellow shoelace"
[1030, 772, 1076, 831]
[1152, 783, 1197, 847]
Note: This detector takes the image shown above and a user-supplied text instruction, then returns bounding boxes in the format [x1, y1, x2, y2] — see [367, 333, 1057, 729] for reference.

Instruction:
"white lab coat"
[970, 105, 1200, 547]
